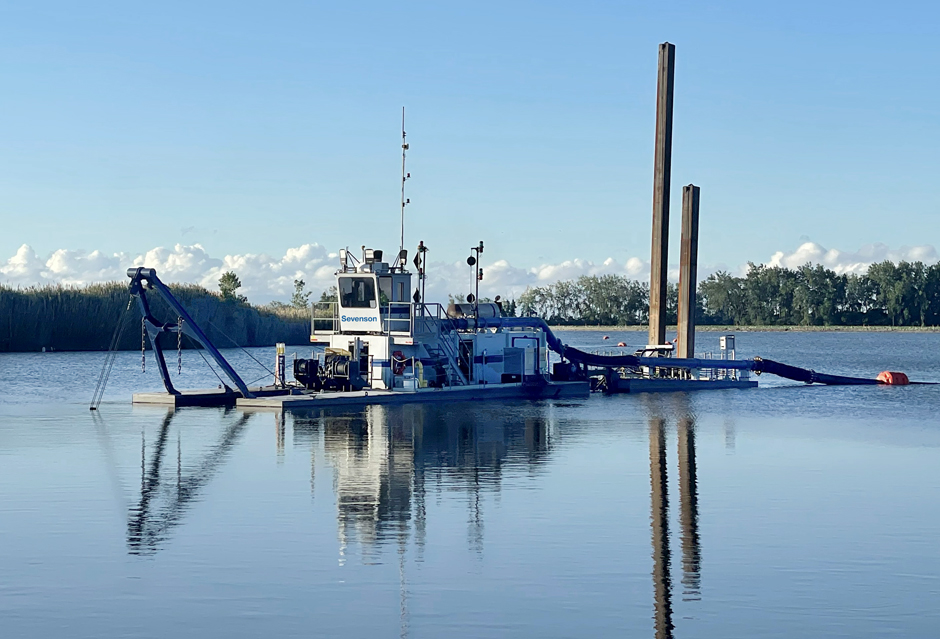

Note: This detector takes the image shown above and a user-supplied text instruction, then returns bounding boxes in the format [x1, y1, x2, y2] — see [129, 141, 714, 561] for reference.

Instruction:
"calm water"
[2, 330, 939, 638]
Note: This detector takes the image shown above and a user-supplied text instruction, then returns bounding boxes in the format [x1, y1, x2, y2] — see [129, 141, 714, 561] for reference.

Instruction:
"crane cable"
[183, 333, 229, 389]
[90, 297, 133, 410]
[206, 319, 277, 376]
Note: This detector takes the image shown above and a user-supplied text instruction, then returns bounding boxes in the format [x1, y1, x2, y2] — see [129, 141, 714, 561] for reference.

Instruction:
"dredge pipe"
[467, 317, 641, 367]
[750, 357, 880, 385]
[455, 316, 901, 386]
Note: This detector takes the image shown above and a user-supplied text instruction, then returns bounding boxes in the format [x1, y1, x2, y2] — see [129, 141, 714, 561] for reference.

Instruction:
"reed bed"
[0, 282, 310, 352]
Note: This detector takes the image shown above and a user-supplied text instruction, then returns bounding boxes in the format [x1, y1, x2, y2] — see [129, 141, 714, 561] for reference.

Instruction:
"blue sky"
[1, 1, 939, 292]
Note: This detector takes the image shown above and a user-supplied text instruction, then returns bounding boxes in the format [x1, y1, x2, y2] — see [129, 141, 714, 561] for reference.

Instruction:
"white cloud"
[0, 242, 337, 303]
[3, 240, 937, 304]
[1, 245, 48, 284]
[421, 256, 655, 302]
[764, 242, 938, 275]
[0, 241, 659, 303]
[1, 244, 129, 287]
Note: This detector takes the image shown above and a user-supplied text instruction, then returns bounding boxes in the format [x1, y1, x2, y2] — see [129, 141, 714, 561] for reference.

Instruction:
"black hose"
[752, 357, 880, 385]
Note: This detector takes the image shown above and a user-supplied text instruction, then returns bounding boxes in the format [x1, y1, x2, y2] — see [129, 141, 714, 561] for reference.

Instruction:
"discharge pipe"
[453, 316, 915, 386]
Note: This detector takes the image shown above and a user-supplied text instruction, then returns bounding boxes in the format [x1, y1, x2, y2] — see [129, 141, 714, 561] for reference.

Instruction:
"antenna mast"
[399, 107, 410, 261]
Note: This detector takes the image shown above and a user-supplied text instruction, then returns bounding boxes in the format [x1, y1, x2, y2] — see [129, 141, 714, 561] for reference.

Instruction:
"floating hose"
[876, 371, 910, 385]
[750, 357, 880, 385]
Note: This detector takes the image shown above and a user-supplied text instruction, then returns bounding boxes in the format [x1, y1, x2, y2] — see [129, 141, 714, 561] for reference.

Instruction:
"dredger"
[92, 43, 917, 411]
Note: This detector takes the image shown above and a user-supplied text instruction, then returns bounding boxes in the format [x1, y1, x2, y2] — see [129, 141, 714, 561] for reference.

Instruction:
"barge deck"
[133, 381, 590, 410]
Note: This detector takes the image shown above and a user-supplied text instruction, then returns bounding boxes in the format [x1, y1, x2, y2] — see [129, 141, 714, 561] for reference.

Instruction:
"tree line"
[516, 261, 940, 327]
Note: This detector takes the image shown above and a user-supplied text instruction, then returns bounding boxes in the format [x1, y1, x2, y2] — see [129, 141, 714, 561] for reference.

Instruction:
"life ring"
[392, 350, 406, 375]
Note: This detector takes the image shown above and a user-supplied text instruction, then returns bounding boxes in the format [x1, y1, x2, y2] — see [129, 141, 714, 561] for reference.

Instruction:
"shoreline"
[5, 325, 939, 354]
[549, 325, 940, 333]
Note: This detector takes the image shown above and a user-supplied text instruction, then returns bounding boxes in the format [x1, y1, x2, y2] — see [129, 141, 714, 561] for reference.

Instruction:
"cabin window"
[339, 277, 377, 308]
[397, 281, 405, 302]
[379, 277, 393, 305]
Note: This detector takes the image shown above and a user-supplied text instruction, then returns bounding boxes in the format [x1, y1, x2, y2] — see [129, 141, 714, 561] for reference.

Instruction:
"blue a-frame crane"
[126, 268, 254, 398]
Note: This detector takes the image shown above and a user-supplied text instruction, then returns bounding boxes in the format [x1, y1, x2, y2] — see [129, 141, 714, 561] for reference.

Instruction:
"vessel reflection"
[292, 403, 554, 557]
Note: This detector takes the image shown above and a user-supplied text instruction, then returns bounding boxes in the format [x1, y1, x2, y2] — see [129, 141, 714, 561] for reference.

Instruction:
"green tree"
[924, 264, 940, 325]
[792, 264, 844, 326]
[867, 261, 906, 326]
[291, 278, 311, 309]
[698, 271, 746, 325]
[665, 281, 679, 326]
[843, 274, 878, 324]
[741, 264, 798, 324]
[219, 271, 246, 303]
[518, 288, 538, 317]
[319, 286, 338, 303]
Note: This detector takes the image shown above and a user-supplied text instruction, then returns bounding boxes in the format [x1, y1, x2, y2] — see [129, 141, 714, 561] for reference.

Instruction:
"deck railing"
[383, 302, 413, 335]
[311, 302, 340, 333]
[311, 301, 425, 336]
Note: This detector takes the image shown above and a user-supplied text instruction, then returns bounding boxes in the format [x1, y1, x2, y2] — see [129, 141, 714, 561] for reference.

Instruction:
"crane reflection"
[126, 409, 253, 555]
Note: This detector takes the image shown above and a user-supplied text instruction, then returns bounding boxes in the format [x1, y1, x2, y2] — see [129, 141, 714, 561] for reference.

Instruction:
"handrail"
[418, 305, 468, 385]
[437, 313, 473, 382]
[311, 301, 339, 333]
[312, 301, 415, 335]
[381, 301, 413, 335]
[438, 335, 469, 385]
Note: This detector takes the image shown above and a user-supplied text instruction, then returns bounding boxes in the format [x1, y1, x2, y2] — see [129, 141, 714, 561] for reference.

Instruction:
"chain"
[140, 318, 146, 373]
[177, 317, 183, 375]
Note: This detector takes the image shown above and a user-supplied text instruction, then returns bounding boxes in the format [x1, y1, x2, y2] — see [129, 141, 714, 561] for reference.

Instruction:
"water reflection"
[678, 415, 701, 601]
[119, 400, 702, 637]
[647, 397, 702, 639]
[649, 415, 673, 638]
[127, 409, 253, 555]
[292, 404, 554, 558]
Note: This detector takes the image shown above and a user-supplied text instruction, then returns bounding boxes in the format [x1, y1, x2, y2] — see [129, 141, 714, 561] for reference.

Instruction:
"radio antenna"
[399, 107, 410, 262]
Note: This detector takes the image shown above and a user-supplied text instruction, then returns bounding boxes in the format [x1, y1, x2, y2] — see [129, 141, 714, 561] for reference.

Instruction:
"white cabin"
[309, 247, 548, 392]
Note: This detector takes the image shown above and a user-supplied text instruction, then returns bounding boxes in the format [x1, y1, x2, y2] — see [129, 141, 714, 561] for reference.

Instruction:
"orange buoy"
[617, 342, 627, 347]
[877, 371, 910, 385]
[602, 335, 609, 340]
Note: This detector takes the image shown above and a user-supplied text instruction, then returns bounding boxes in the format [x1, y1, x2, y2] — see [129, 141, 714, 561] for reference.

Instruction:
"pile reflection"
[647, 396, 702, 639]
